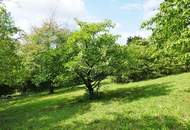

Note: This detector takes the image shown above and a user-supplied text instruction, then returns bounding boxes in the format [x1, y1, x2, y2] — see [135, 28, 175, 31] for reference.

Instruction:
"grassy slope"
[0, 73, 190, 130]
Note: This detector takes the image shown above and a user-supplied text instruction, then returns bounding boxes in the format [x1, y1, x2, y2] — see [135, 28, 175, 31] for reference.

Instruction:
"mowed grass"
[0, 73, 190, 130]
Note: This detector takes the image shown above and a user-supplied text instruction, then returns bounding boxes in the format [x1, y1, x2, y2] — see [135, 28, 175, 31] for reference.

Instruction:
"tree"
[126, 37, 158, 81]
[18, 42, 44, 94]
[0, 5, 20, 89]
[29, 20, 70, 49]
[110, 44, 129, 83]
[113, 36, 157, 83]
[142, 0, 190, 73]
[65, 20, 119, 99]
[28, 20, 70, 94]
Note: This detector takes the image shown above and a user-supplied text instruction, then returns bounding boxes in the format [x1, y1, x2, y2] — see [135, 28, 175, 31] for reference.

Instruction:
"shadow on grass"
[53, 86, 84, 95]
[94, 82, 173, 103]
[0, 85, 84, 109]
[0, 94, 92, 129]
[184, 88, 190, 93]
[0, 82, 175, 129]
[60, 113, 190, 130]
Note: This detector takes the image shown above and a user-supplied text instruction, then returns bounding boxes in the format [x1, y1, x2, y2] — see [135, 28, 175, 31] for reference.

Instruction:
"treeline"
[0, 0, 190, 98]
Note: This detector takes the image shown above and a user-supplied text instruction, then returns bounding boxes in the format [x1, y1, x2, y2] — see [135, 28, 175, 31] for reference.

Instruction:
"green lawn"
[1, 73, 190, 130]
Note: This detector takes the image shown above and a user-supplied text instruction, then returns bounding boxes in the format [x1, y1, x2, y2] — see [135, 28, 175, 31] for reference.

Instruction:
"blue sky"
[3, 0, 163, 43]
[85, 0, 143, 32]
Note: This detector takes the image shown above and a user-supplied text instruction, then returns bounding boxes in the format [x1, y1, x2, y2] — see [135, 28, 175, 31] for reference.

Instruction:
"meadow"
[1, 72, 190, 130]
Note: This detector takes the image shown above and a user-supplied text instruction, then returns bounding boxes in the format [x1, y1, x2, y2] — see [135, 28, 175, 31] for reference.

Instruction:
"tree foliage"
[1, 1, 190, 98]
[65, 20, 119, 98]
[27, 20, 70, 94]
[0, 5, 20, 87]
[142, 0, 190, 73]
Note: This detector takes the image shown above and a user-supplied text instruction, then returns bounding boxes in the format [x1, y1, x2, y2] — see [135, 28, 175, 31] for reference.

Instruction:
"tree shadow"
[60, 113, 190, 130]
[55, 86, 84, 95]
[0, 85, 84, 109]
[184, 88, 190, 93]
[96, 82, 173, 103]
[0, 82, 175, 129]
[0, 93, 91, 129]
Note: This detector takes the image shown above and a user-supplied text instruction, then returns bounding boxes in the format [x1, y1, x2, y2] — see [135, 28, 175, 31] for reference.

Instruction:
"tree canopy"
[142, 0, 190, 74]
[65, 20, 120, 98]
[0, 5, 20, 86]
[26, 20, 71, 94]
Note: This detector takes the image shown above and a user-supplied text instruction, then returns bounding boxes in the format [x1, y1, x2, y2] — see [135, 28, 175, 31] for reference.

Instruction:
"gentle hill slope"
[0, 73, 190, 130]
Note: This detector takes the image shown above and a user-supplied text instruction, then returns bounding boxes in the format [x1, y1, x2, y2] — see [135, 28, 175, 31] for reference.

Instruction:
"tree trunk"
[76, 72, 95, 99]
[48, 83, 54, 94]
[21, 85, 27, 96]
[85, 81, 94, 99]
[88, 86, 94, 99]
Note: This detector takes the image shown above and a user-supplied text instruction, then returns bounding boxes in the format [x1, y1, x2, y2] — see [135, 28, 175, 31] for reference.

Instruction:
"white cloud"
[143, 0, 164, 19]
[2, 0, 163, 43]
[134, 30, 151, 38]
[120, 3, 142, 11]
[113, 21, 151, 44]
[117, 0, 163, 43]
[117, 30, 151, 44]
[3, 0, 86, 32]
[119, 0, 163, 18]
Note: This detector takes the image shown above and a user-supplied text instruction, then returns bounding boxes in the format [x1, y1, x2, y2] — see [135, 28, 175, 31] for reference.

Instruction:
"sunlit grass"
[0, 73, 190, 130]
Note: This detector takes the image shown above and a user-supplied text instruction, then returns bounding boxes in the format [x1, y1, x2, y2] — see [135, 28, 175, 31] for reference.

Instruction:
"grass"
[0, 72, 190, 130]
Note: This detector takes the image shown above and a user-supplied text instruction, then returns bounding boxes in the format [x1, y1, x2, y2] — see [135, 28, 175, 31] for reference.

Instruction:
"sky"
[2, 0, 163, 43]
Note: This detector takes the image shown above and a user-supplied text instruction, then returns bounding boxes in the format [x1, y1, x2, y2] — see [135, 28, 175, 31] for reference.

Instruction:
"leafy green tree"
[111, 44, 129, 83]
[29, 20, 70, 49]
[142, 0, 190, 73]
[0, 5, 20, 88]
[66, 20, 119, 98]
[33, 48, 68, 94]
[28, 20, 70, 94]
[113, 36, 157, 83]
[18, 42, 44, 94]
[126, 37, 157, 81]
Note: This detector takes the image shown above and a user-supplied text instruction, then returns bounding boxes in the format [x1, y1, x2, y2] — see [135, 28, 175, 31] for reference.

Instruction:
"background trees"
[0, 5, 21, 95]
[142, 0, 190, 74]
[26, 20, 71, 94]
[0, 0, 190, 98]
[113, 36, 157, 83]
[115, 0, 190, 84]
